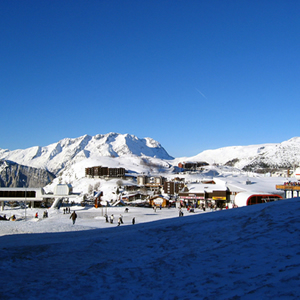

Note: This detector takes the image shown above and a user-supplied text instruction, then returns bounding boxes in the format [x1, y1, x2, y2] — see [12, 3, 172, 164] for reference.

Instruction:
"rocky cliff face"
[0, 160, 55, 188]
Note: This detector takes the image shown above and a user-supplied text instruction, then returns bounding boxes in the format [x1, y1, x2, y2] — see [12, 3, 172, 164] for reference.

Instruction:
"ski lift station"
[0, 187, 44, 211]
[0, 184, 78, 211]
[234, 192, 283, 207]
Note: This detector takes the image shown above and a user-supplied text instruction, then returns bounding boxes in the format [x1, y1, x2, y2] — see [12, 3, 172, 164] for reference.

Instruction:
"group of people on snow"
[63, 207, 71, 214]
[0, 211, 50, 221]
[0, 214, 8, 221]
[284, 181, 300, 186]
[0, 214, 12, 221]
[104, 212, 135, 226]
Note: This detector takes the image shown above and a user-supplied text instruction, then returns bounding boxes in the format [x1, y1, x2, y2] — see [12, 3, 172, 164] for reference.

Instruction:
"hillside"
[0, 198, 299, 299]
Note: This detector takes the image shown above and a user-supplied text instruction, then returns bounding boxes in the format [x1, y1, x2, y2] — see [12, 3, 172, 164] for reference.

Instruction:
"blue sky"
[1, 0, 300, 158]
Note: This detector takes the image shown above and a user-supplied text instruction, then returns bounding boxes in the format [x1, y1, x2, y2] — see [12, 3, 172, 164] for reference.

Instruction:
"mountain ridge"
[178, 137, 300, 172]
[1, 134, 300, 182]
[0, 133, 173, 176]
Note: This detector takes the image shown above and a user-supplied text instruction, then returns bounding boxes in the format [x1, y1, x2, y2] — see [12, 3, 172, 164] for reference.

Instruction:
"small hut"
[149, 195, 169, 208]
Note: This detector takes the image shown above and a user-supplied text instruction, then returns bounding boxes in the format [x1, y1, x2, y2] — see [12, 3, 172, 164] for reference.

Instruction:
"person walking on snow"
[110, 214, 114, 224]
[70, 211, 77, 225]
[104, 214, 109, 223]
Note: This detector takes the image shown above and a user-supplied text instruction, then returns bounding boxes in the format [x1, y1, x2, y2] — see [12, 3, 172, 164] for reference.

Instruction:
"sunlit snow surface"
[1, 199, 300, 299]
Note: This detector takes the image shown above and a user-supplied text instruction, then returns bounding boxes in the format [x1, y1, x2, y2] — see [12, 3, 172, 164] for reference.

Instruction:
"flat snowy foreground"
[1, 201, 300, 300]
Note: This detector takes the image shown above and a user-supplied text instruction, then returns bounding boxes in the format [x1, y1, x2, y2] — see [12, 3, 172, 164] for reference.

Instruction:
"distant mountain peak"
[184, 137, 300, 172]
[0, 133, 173, 175]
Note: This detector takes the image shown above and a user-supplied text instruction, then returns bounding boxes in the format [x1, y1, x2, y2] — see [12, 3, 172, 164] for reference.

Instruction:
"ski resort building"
[0, 187, 45, 211]
[137, 176, 166, 193]
[178, 179, 230, 208]
[85, 166, 126, 178]
[0, 184, 79, 211]
[163, 181, 185, 195]
[53, 184, 73, 195]
[149, 195, 170, 208]
[137, 175, 166, 186]
[234, 192, 283, 207]
[276, 182, 300, 198]
[178, 161, 209, 171]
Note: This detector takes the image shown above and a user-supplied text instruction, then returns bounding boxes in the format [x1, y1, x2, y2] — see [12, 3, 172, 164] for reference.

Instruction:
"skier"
[119, 214, 123, 224]
[70, 211, 77, 225]
[110, 214, 114, 224]
[35, 212, 38, 218]
[117, 216, 121, 226]
[132, 217, 135, 225]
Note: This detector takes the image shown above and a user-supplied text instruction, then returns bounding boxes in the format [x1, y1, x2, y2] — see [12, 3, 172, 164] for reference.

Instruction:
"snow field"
[1, 199, 300, 299]
[0, 205, 207, 236]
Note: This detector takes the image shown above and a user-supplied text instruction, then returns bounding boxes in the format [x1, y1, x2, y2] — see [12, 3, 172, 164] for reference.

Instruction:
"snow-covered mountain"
[177, 137, 300, 172]
[0, 133, 173, 175]
[1, 133, 300, 189]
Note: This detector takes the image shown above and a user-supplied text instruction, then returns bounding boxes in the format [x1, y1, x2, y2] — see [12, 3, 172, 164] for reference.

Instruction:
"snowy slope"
[0, 198, 299, 299]
[44, 154, 173, 196]
[0, 133, 173, 175]
[174, 137, 300, 170]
